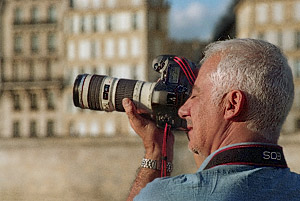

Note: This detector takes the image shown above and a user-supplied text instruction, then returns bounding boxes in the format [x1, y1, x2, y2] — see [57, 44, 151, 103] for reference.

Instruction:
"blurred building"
[235, 0, 300, 134]
[212, 0, 240, 41]
[0, 0, 68, 137]
[0, 0, 170, 137]
[165, 39, 206, 64]
[64, 0, 169, 137]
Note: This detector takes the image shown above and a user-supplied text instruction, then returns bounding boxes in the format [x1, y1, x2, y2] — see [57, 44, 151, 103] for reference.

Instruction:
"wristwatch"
[141, 158, 173, 173]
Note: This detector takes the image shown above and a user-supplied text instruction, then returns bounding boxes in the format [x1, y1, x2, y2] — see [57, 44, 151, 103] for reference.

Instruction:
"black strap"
[204, 144, 288, 170]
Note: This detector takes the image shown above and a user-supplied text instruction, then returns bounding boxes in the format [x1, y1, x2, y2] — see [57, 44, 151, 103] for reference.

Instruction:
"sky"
[168, 0, 233, 41]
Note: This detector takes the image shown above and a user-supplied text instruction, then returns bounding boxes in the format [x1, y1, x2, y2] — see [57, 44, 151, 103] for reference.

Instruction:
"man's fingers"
[122, 98, 146, 129]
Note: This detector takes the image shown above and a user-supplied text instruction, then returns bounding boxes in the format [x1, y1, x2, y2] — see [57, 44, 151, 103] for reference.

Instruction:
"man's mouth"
[186, 126, 192, 141]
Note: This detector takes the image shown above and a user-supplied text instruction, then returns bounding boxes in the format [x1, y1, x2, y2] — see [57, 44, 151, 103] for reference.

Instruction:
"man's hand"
[122, 98, 174, 161]
[122, 98, 174, 200]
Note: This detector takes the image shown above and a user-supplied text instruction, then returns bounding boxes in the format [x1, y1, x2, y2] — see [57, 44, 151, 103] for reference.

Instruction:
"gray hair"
[202, 38, 294, 141]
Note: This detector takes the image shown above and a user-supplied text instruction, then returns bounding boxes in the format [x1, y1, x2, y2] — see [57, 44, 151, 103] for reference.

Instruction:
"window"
[131, 37, 140, 57]
[295, 59, 300, 78]
[30, 120, 37, 137]
[47, 120, 55, 137]
[30, 93, 38, 111]
[12, 93, 21, 111]
[135, 64, 145, 80]
[92, 16, 97, 32]
[14, 7, 23, 24]
[48, 5, 57, 23]
[12, 62, 19, 81]
[256, 3, 268, 24]
[96, 14, 105, 32]
[105, 38, 114, 58]
[91, 40, 100, 59]
[112, 65, 132, 79]
[46, 60, 52, 80]
[155, 13, 160, 30]
[47, 33, 56, 53]
[277, 31, 283, 48]
[132, 13, 138, 30]
[294, 2, 300, 21]
[70, 0, 74, 8]
[79, 39, 91, 59]
[80, 17, 85, 32]
[132, 0, 142, 6]
[46, 91, 55, 110]
[93, 0, 103, 8]
[29, 61, 34, 81]
[68, 41, 76, 60]
[272, 2, 283, 23]
[296, 31, 300, 49]
[107, 0, 116, 8]
[296, 119, 300, 130]
[73, 15, 80, 34]
[104, 121, 115, 136]
[14, 35, 22, 54]
[257, 32, 265, 40]
[78, 122, 86, 136]
[31, 34, 39, 53]
[13, 121, 20, 138]
[90, 122, 99, 137]
[31, 6, 39, 23]
[118, 38, 127, 58]
[107, 14, 113, 31]
[115, 13, 130, 32]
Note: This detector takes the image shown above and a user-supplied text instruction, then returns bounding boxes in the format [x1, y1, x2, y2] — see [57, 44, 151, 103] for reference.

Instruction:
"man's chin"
[188, 144, 200, 155]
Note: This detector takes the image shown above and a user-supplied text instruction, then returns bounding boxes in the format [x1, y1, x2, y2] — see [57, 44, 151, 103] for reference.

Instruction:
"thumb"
[122, 98, 147, 131]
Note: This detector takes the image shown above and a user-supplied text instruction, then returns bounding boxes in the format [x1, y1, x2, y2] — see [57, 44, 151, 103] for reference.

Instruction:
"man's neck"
[211, 123, 278, 158]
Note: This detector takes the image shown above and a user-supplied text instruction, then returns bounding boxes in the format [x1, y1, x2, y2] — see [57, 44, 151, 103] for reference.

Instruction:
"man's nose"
[178, 101, 190, 119]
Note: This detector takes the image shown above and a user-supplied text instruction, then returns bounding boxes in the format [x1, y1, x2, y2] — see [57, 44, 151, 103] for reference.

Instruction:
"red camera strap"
[161, 123, 171, 177]
[203, 144, 288, 170]
[173, 56, 196, 85]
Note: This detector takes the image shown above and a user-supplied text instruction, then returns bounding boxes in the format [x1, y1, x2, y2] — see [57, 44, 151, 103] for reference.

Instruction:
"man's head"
[179, 38, 294, 155]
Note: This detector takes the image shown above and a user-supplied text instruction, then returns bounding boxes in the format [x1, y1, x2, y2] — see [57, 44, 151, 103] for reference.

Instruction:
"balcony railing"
[13, 19, 57, 26]
[1, 78, 65, 91]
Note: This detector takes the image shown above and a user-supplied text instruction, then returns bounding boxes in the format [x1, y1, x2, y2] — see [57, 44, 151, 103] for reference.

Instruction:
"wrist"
[140, 158, 173, 173]
[144, 142, 163, 161]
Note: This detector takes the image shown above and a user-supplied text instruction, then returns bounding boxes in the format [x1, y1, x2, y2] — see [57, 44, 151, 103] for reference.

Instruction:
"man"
[122, 39, 300, 200]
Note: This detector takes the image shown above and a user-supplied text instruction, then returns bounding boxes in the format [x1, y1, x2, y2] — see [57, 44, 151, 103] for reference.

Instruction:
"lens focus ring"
[87, 75, 105, 110]
[115, 79, 137, 112]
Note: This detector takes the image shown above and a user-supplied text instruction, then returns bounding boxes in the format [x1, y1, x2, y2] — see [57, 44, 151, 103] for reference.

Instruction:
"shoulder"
[134, 173, 202, 201]
[134, 169, 229, 201]
[134, 167, 300, 201]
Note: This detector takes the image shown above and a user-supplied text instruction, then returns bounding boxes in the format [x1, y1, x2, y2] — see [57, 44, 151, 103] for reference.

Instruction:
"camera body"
[73, 55, 197, 130]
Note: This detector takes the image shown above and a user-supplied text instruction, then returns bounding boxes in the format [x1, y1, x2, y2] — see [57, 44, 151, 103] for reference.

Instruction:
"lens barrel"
[73, 74, 142, 112]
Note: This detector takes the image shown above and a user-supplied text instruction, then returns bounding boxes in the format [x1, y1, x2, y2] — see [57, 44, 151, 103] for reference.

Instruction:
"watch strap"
[141, 158, 173, 173]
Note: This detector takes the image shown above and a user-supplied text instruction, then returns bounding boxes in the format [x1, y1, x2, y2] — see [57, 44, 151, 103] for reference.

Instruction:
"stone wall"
[0, 134, 299, 201]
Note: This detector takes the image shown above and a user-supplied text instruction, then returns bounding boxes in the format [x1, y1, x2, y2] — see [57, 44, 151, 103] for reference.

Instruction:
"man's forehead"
[197, 54, 221, 76]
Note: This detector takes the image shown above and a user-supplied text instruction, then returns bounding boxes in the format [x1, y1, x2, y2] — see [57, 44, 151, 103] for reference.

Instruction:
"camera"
[73, 55, 197, 130]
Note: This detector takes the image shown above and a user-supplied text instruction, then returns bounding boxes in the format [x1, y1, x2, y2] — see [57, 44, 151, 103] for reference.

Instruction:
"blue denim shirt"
[134, 143, 300, 201]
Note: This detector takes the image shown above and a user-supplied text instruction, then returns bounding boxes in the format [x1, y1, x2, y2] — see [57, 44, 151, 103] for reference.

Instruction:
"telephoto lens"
[73, 74, 156, 112]
[73, 55, 198, 130]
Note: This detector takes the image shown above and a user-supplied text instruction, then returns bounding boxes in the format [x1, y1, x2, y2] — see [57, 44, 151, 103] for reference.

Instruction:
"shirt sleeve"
[133, 177, 170, 201]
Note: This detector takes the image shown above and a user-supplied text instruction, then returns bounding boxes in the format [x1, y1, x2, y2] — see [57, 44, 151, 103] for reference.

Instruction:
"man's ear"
[223, 90, 246, 120]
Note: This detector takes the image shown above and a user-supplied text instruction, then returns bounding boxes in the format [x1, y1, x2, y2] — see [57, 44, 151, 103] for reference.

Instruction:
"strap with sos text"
[204, 144, 288, 170]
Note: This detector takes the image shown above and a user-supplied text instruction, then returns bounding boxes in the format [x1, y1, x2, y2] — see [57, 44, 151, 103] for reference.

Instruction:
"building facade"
[64, 0, 169, 137]
[0, 0, 170, 137]
[236, 0, 300, 133]
[0, 0, 68, 137]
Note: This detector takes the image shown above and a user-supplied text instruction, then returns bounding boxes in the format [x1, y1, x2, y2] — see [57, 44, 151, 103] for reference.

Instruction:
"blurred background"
[0, 0, 299, 200]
